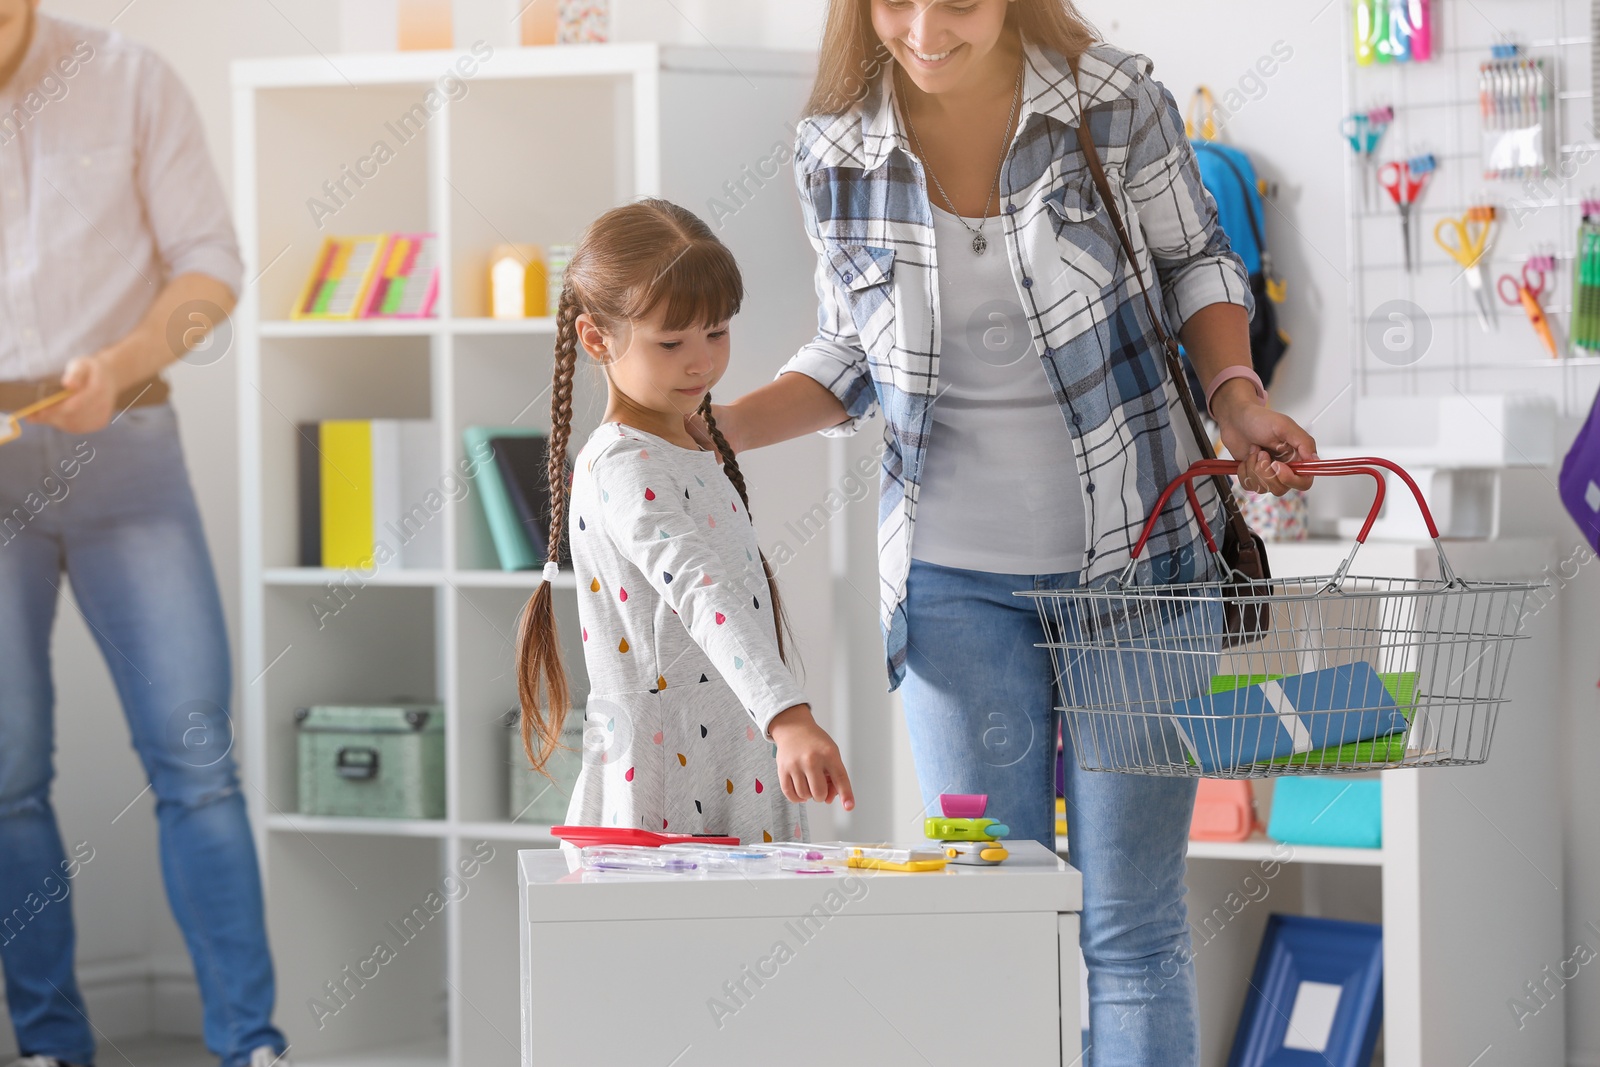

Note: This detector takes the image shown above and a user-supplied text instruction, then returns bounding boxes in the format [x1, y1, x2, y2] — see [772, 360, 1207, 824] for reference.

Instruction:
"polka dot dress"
[563, 422, 810, 845]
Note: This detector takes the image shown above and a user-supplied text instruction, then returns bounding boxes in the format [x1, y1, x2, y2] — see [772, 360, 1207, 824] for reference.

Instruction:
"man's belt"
[0, 375, 170, 413]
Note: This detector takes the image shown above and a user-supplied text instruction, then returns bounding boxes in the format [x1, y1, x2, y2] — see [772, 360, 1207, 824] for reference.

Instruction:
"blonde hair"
[515, 198, 794, 774]
[803, 0, 1099, 118]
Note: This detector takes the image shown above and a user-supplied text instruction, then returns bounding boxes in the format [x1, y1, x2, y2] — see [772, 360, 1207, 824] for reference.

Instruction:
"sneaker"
[248, 1049, 292, 1067]
[8, 1058, 90, 1067]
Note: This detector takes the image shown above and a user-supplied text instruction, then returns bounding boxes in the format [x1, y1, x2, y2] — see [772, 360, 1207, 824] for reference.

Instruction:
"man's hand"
[1210, 378, 1319, 495]
[27, 353, 121, 435]
[768, 704, 854, 811]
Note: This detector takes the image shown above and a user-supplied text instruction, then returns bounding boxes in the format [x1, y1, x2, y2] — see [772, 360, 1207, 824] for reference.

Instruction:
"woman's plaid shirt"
[776, 41, 1254, 690]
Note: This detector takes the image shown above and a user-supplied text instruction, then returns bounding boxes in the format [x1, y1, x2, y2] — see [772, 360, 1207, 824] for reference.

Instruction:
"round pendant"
[971, 232, 988, 255]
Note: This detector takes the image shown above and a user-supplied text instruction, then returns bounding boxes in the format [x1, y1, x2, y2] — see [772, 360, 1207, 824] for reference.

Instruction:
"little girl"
[515, 199, 853, 844]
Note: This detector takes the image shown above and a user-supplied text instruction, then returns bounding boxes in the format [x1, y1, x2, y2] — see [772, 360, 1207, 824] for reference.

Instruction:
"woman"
[697, 0, 1316, 1059]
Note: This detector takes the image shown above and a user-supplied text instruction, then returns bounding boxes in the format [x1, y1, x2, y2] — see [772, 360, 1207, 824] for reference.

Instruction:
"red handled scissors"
[1497, 258, 1558, 358]
[1379, 155, 1436, 273]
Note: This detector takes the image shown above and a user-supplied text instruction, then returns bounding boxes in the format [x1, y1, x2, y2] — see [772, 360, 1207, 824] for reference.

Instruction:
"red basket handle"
[1127, 456, 1457, 586]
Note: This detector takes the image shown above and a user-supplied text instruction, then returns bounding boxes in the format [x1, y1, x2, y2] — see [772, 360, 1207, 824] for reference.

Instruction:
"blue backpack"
[1185, 134, 1291, 393]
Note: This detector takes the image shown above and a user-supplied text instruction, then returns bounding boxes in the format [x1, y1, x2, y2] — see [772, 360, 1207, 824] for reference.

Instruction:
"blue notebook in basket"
[1170, 662, 1409, 773]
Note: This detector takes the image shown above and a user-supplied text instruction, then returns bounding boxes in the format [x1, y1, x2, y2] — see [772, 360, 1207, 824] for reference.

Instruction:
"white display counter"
[518, 840, 1083, 1065]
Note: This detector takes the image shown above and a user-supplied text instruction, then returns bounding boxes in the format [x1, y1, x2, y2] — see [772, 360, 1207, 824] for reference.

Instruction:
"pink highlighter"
[1405, 0, 1432, 62]
[939, 793, 989, 819]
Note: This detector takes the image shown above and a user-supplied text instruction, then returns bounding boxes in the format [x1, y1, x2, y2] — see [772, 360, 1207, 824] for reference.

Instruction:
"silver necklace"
[902, 62, 1024, 255]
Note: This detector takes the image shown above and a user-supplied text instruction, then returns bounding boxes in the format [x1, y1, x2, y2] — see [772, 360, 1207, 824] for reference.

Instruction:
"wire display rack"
[1344, 0, 1600, 416]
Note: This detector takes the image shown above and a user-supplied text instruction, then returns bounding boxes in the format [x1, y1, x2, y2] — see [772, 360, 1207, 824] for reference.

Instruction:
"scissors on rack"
[1434, 205, 1498, 332]
[1497, 255, 1559, 358]
[1379, 154, 1435, 274]
[1340, 106, 1393, 209]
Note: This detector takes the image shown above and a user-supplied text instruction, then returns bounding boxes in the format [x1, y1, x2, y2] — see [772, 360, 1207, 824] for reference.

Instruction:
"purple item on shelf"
[1560, 390, 1600, 551]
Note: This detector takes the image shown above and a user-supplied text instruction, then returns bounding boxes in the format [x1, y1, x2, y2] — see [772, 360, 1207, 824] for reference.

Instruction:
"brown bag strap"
[1069, 60, 1252, 547]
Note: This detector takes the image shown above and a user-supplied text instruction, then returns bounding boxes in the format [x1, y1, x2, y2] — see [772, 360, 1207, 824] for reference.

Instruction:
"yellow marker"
[844, 845, 948, 873]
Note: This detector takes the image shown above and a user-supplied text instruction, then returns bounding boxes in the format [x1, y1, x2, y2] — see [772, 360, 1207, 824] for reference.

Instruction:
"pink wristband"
[1205, 366, 1267, 419]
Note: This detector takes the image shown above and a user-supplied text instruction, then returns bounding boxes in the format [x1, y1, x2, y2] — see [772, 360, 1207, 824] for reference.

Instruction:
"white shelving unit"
[232, 44, 820, 1066]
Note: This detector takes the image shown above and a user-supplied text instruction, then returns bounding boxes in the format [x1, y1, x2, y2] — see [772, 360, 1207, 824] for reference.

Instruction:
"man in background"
[0, 2, 289, 1065]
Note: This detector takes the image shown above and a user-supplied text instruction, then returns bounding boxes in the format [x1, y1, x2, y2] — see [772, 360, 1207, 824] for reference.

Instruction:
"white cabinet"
[518, 841, 1083, 1066]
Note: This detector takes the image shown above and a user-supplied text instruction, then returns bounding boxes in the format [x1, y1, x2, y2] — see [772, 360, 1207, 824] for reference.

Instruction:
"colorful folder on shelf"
[490, 433, 555, 560]
[1170, 662, 1412, 773]
[292, 236, 388, 320]
[318, 420, 374, 568]
[290, 234, 440, 320]
[297, 420, 441, 570]
[364, 233, 440, 318]
[463, 426, 548, 571]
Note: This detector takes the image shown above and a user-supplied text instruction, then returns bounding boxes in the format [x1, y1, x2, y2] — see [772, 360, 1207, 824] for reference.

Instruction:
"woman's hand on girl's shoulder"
[769, 704, 855, 812]
[685, 403, 736, 460]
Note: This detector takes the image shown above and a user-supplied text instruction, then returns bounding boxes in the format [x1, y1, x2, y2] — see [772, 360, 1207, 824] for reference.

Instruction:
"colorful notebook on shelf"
[297, 420, 441, 570]
[491, 434, 555, 559]
[363, 233, 439, 319]
[291, 236, 387, 320]
[290, 234, 439, 320]
[463, 426, 551, 571]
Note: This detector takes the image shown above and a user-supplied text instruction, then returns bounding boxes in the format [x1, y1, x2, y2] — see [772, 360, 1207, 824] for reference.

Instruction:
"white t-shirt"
[910, 203, 1087, 574]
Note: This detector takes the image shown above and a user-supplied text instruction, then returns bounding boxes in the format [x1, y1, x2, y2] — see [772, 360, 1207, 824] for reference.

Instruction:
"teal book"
[463, 425, 548, 571]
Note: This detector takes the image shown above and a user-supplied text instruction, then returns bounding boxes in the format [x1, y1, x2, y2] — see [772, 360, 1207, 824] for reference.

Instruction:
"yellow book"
[320, 421, 374, 569]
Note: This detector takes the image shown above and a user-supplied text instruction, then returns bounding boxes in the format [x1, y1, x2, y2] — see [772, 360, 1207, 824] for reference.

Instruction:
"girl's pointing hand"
[769, 704, 855, 812]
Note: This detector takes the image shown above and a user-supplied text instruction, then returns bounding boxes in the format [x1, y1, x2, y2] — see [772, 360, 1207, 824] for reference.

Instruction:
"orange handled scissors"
[0, 389, 71, 446]
[1497, 259, 1558, 358]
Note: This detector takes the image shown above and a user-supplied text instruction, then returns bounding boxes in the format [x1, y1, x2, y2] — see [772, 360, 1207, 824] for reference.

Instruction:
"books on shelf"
[297, 420, 443, 570]
[292, 234, 440, 320]
[462, 425, 567, 571]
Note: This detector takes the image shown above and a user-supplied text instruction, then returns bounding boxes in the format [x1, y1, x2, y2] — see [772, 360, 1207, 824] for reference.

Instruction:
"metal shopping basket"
[1017, 458, 1544, 779]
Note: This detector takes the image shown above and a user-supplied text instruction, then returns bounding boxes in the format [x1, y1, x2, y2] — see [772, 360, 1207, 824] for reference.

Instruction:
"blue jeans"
[900, 558, 1209, 1066]
[0, 405, 285, 1067]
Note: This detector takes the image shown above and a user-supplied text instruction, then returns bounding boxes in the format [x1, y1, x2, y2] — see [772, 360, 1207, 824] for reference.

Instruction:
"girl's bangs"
[626, 239, 745, 332]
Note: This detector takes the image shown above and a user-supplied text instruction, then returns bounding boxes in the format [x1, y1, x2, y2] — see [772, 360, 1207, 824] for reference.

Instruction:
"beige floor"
[79, 1035, 213, 1067]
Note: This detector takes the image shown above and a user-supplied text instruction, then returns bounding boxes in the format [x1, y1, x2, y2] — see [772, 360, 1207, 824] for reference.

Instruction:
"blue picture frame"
[1228, 913, 1383, 1067]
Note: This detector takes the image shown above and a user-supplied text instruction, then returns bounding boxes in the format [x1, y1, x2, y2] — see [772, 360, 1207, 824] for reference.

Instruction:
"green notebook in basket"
[1200, 671, 1418, 768]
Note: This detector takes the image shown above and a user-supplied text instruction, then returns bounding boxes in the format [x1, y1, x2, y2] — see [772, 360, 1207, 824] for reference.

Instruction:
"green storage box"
[505, 708, 583, 824]
[296, 704, 445, 819]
